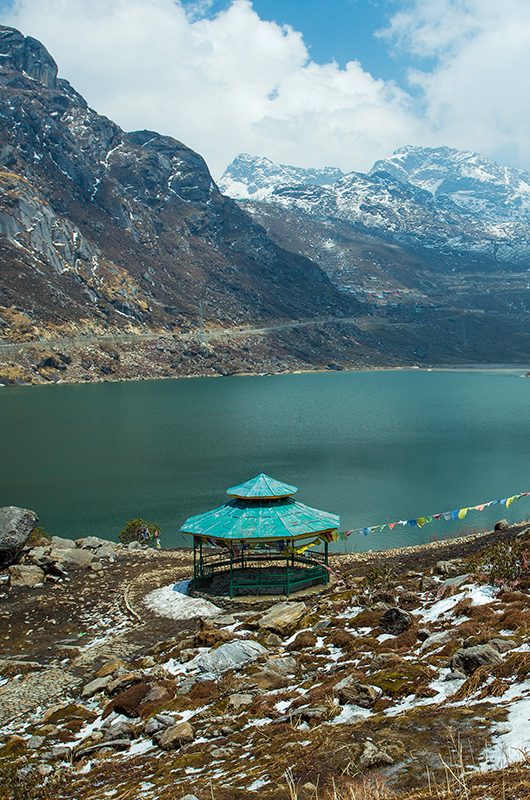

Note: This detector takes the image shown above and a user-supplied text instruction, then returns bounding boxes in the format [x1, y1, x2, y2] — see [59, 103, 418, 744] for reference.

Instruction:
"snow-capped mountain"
[220, 149, 530, 268]
[371, 146, 530, 222]
[218, 153, 344, 200]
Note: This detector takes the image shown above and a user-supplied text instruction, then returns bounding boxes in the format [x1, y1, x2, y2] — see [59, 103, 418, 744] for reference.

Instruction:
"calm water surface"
[1, 370, 529, 552]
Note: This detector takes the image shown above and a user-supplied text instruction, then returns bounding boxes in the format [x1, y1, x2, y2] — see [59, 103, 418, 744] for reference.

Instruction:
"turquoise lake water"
[1, 370, 529, 552]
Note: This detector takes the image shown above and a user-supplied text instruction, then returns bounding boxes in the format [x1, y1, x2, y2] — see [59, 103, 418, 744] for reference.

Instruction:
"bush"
[118, 518, 161, 546]
[472, 539, 529, 588]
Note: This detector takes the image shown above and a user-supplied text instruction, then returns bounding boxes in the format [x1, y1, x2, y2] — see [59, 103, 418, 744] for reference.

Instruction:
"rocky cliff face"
[0, 26, 359, 342]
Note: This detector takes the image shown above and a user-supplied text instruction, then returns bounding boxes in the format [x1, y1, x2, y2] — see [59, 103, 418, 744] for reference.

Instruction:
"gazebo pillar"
[324, 539, 329, 584]
[193, 536, 197, 585]
[229, 547, 234, 598]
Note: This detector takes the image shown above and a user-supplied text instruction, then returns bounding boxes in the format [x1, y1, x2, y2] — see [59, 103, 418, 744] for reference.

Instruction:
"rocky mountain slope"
[1, 513, 529, 799]
[0, 26, 361, 344]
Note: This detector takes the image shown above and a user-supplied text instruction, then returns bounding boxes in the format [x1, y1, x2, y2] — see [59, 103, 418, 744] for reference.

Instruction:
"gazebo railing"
[193, 545, 329, 596]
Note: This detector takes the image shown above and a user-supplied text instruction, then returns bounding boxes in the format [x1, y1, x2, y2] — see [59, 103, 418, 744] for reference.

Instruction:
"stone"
[450, 644, 503, 676]
[257, 601, 306, 635]
[50, 744, 72, 760]
[263, 656, 298, 676]
[193, 627, 233, 648]
[156, 721, 194, 750]
[0, 506, 38, 565]
[9, 564, 45, 587]
[50, 536, 76, 550]
[250, 669, 289, 691]
[228, 693, 253, 710]
[76, 536, 115, 550]
[49, 547, 94, 567]
[27, 735, 45, 749]
[359, 740, 394, 768]
[380, 607, 412, 635]
[417, 628, 431, 642]
[419, 631, 452, 652]
[494, 519, 509, 531]
[189, 640, 268, 676]
[489, 638, 517, 653]
[213, 614, 237, 626]
[91, 561, 103, 572]
[179, 795, 200, 800]
[106, 671, 143, 695]
[102, 721, 135, 742]
[435, 560, 457, 576]
[81, 675, 113, 698]
[337, 682, 380, 709]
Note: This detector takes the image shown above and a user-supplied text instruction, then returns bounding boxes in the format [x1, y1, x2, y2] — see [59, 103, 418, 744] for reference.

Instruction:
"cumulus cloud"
[0, 0, 419, 176]
[380, 0, 530, 169]
[2, 0, 530, 176]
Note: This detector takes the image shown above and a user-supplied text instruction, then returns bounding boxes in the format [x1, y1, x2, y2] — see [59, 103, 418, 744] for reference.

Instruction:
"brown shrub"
[287, 630, 318, 650]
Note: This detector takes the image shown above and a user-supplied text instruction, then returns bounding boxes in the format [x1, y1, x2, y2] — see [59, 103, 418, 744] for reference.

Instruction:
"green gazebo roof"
[226, 473, 298, 499]
[181, 474, 339, 541]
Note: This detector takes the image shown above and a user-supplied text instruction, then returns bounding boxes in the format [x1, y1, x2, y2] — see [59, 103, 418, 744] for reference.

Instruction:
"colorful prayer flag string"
[343, 491, 530, 538]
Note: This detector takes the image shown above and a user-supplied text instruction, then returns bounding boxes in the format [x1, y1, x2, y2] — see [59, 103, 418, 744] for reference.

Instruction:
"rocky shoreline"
[1, 509, 529, 799]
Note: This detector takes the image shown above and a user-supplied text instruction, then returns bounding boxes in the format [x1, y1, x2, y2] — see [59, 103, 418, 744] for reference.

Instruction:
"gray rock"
[27, 735, 45, 749]
[440, 573, 471, 588]
[489, 638, 517, 654]
[156, 721, 194, 750]
[179, 795, 201, 800]
[258, 601, 306, 635]
[263, 656, 298, 676]
[435, 560, 457, 576]
[50, 536, 76, 550]
[450, 644, 503, 676]
[189, 640, 268, 676]
[50, 744, 72, 760]
[49, 547, 94, 567]
[102, 721, 135, 742]
[380, 607, 412, 635]
[76, 536, 114, 550]
[359, 740, 394, 768]
[0, 506, 38, 565]
[494, 519, 509, 531]
[81, 675, 113, 698]
[228, 693, 253, 710]
[9, 564, 45, 587]
[337, 682, 380, 709]
[419, 631, 451, 652]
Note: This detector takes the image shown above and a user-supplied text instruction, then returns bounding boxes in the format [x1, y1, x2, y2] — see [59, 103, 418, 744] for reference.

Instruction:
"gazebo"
[180, 473, 340, 597]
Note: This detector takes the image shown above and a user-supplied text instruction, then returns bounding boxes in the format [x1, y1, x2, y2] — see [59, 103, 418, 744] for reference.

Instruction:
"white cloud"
[3, 0, 530, 176]
[1, 0, 419, 177]
[380, 0, 530, 169]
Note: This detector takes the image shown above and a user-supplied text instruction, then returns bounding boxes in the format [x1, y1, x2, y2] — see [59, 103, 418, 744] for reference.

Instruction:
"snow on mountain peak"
[219, 153, 344, 200]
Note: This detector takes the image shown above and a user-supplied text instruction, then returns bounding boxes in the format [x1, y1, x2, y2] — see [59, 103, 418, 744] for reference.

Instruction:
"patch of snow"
[331, 704, 372, 724]
[481, 682, 530, 769]
[248, 778, 270, 791]
[144, 580, 221, 620]
[126, 739, 156, 756]
[416, 583, 496, 623]
[377, 633, 395, 642]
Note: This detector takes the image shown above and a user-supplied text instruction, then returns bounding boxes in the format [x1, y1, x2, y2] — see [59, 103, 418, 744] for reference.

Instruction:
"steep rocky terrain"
[0, 26, 360, 343]
[1, 521, 529, 799]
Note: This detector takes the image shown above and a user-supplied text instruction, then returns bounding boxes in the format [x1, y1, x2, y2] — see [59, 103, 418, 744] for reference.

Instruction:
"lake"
[1, 369, 529, 552]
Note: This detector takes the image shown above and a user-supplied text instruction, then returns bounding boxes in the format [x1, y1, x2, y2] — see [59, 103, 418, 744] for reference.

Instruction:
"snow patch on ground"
[417, 583, 497, 623]
[144, 580, 221, 620]
[481, 682, 530, 769]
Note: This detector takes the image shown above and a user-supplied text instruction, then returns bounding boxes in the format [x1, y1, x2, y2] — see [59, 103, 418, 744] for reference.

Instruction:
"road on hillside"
[0, 316, 367, 354]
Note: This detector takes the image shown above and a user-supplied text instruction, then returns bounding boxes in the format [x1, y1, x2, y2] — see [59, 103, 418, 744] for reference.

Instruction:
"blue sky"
[1, 1, 530, 176]
[184, 0, 404, 77]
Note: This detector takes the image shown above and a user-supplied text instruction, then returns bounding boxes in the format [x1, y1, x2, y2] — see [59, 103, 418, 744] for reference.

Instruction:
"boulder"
[250, 669, 289, 691]
[0, 506, 38, 565]
[156, 721, 194, 750]
[359, 740, 394, 768]
[50, 536, 76, 550]
[449, 644, 502, 676]
[8, 564, 44, 586]
[494, 519, 509, 531]
[76, 536, 114, 550]
[103, 681, 153, 718]
[380, 607, 412, 635]
[419, 631, 451, 652]
[106, 672, 143, 695]
[489, 638, 517, 654]
[257, 601, 306, 635]
[337, 682, 380, 709]
[49, 547, 94, 567]
[189, 640, 268, 676]
[228, 693, 253, 710]
[102, 721, 135, 742]
[9, 564, 45, 587]
[264, 656, 298, 676]
[81, 675, 113, 698]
